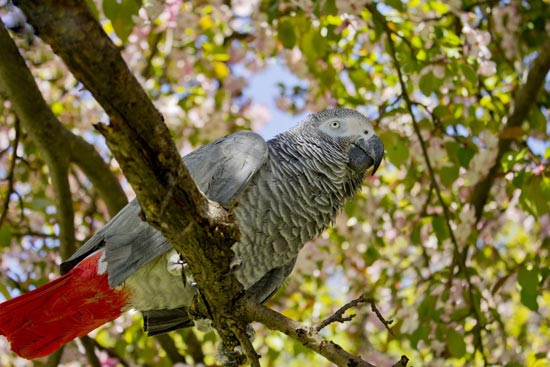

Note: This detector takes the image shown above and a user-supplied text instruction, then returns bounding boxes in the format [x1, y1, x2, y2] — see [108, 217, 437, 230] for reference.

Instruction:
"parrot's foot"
[167, 250, 197, 287]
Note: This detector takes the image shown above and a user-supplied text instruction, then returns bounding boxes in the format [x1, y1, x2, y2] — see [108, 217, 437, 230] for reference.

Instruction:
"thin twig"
[365, 298, 395, 337]
[315, 294, 366, 331]
[316, 294, 395, 338]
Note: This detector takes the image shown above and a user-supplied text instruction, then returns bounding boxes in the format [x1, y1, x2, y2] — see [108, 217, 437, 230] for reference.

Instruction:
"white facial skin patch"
[318, 116, 375, 140]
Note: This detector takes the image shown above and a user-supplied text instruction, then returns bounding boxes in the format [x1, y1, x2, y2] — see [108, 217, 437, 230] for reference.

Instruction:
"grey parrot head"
[301, 108, 385, 175]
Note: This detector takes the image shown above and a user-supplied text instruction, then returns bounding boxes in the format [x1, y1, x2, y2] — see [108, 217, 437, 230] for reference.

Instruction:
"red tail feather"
[0, 251, 129, 359]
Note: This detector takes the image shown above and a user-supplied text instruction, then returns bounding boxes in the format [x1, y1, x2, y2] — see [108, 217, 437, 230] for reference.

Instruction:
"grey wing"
[61, 131, 268, 287]
[60, 199, 167, 286]
[183, 131, 269, 207]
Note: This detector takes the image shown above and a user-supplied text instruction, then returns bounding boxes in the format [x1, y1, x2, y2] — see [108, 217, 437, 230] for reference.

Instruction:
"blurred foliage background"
[1, 0, 550, 366]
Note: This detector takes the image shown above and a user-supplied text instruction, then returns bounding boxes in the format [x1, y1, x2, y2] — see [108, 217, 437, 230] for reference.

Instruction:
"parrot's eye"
[330, 121, 340, 129]
[364, 130, 369, 135]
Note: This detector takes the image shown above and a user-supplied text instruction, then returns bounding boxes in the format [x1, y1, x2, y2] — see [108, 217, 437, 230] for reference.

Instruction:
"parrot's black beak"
[353, 135, 384, 175]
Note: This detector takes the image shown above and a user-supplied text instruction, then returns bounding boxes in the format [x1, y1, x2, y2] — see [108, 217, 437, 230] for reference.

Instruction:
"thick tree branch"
[14, 0, 248, 356]
[0, 22, 75, 256]
[469, 39, 550, 222]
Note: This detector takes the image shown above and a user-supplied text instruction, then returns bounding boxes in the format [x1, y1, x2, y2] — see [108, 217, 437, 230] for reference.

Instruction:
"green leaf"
[418, 294, 437, 320]
[520, 288, 539, 311]
[520, 176, 550, 217]
[440, 164, 459, 187]
[447, 329, 466, 358]
[323, 0, 338, 15]
[501, 149, 527, 172]
[419, 71, 443, 96]
[529, 107, 546, 133]
[460, 63, 477, 84]
[0, 281, 10, 300]
[103, 0, 141, 42]
[518, 265, 539, 311]
[385, 0, 405, 12]
[278, 18, 296, 49]
[518, 266, 538, 294]
[457, 147, 475, 168]
[410, 326, 429, 349]
[0, 226, 12, 247]
[379, 131, 409, 167]
[443, 31, 462, 47]
[432, 216, 449, 242]
[449, 307, 470, 321]
[434, 105, 453, 125]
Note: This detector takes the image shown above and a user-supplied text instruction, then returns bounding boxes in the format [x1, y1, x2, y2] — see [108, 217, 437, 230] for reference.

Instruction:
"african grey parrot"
[0, 108, 384, 359]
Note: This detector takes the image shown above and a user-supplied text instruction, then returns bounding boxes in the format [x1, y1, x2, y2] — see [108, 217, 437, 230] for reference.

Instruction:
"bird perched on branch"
[0, 108, 384, 359]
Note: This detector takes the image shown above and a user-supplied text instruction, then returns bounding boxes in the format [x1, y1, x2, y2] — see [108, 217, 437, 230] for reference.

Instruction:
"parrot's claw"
[166, 250, 197, 287]
[230, 255, 242, 270]
[167, 250, 187, 275]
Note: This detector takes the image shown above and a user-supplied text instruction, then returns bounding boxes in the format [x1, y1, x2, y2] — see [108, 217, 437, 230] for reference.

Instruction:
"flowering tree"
[0, 1, 549, 367]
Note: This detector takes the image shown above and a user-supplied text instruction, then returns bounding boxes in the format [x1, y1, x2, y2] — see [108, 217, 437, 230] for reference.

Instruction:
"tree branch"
[469, 39, 550, 222]
[244, 297, 378, 367]
[0, 22, 75, 256]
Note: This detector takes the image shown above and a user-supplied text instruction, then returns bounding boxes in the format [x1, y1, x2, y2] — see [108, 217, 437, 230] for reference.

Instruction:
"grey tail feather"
[143, 307, 193, 336]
